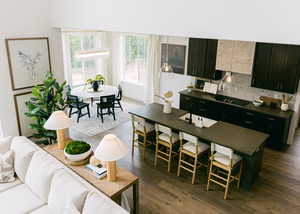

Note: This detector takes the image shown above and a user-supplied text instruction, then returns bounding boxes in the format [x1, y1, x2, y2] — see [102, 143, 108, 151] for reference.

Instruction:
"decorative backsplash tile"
[218, 73, 296, 107]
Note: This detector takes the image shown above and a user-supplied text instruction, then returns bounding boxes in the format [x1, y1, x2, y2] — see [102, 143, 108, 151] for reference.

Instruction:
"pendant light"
[161, 36, 173, 73]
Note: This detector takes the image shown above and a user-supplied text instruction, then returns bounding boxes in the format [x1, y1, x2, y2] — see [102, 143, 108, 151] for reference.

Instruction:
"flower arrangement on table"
[155, 91, 174, 114]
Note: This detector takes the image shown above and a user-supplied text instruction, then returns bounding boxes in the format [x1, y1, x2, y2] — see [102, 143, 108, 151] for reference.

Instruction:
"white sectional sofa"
[0, 136, 129, 214]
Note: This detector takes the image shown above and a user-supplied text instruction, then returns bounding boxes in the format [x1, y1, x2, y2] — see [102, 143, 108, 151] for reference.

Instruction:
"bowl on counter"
[252, 99, 264, 107]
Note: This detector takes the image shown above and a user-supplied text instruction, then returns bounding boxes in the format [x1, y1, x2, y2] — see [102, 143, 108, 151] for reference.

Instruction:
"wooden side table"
[43, 144, 139, 214]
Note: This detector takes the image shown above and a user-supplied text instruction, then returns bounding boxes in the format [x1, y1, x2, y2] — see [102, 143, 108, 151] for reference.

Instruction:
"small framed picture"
[6, 37, 51, 90]
[161, 44, 186, 74]
[14, 92, 34, 136]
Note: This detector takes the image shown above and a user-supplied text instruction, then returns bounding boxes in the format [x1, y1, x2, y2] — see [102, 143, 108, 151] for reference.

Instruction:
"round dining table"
[71, 85, 118, 100]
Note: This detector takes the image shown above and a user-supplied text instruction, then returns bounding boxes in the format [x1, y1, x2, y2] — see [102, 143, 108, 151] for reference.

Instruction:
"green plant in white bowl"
[64, 141, 92, 162]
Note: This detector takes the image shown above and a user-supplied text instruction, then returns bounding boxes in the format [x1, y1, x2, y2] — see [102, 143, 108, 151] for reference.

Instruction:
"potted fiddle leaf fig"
[86, 74, 105, 92]
[25, 72, 67, 145]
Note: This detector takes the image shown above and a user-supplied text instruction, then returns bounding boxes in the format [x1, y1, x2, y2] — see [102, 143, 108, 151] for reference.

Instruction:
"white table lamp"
[44, 111, 74, 150]
[94, 134, 128, 181]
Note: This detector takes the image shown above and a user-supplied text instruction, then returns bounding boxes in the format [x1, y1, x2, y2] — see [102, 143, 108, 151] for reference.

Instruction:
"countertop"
[179, 89, 294, 120]
[129, 103, 269, 156]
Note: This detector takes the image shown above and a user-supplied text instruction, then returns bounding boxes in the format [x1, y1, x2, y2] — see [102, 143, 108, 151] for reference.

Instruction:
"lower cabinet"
[180, 94, 291, 150]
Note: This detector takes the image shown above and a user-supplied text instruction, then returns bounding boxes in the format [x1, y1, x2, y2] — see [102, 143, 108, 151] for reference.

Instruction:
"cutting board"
[259, 96, 282, 108]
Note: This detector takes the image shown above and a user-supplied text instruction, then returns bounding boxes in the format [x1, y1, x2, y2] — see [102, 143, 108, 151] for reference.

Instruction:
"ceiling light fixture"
[74, 49, 110, 60]
[161, 36, 173, 73]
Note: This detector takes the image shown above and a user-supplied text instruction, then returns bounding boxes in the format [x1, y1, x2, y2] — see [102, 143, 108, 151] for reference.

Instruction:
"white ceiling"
[51, 0, 300, 45]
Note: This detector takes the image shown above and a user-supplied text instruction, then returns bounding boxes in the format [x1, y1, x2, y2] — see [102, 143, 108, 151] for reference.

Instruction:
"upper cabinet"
[216, 40, 256, 75]
[251, 43, 300, 94]
[187, 38, 218, 79]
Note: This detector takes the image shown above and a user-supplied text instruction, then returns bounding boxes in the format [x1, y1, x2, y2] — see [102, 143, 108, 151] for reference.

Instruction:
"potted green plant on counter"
[64, 140, 92, 161]
[86, 74, 105, 92]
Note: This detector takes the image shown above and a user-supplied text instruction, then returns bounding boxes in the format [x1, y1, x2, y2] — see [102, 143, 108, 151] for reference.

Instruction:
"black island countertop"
[129, 103, 269, 156]
[179, 89, 293, 120]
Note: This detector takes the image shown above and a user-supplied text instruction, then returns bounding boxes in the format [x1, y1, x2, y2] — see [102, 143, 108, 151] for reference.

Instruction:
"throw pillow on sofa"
[48, 170, 89, 213]
[0, 150, 15, 183]
[0, 136, 12, 154]
[25, 151, 63, 202]
[63, 201, 81, 214]
[10, 137, 37, 182]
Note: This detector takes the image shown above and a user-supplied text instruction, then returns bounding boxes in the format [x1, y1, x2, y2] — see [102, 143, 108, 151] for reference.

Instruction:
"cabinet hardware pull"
[266, 117, 275, 121]
[245, 120, 253, 124]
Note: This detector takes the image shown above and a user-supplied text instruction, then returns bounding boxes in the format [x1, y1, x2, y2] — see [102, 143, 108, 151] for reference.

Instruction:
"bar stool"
[177, 132, 210, 184]
[154, 124, 179, 172]
[131, 115, 155, 160]
[207, 143, 243, 200]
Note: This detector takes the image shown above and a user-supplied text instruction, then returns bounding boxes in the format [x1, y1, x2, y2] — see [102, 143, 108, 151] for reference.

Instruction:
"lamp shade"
[44, 111, 74, 130]
[94, 134, 128, 161]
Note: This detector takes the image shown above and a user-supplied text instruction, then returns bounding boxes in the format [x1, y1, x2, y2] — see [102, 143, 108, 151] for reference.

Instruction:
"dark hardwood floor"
[93, 121, 300, 214]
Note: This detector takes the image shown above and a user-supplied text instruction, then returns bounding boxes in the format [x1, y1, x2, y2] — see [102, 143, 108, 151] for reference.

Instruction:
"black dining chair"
[114, 85, 123, 111]
[67, 95, 90, 123]
[96, 95, 116, 123]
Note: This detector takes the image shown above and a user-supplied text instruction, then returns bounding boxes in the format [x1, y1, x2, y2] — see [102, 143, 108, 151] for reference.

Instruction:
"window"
[122, 34, 149, 84]
[64, 32, 106, 87]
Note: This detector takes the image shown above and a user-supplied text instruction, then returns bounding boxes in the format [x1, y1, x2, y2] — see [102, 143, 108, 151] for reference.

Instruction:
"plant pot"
[92, 81, 99, 92]
[64, 147, 92, 162]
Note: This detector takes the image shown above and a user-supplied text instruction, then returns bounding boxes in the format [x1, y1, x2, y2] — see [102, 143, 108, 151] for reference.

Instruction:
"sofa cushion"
[25, 151, 62, 202]
[0, 136, 12, 154]
[82, 192, 128, 214]
[63, 202, 81, 214]
[0, 178, 21, 192]
[30, 205, 53, 214]
[11, 137, 37, 182]
[0, 150, 15, 183]
[48, 171, 89, 213]
[0, 184, 45, 213]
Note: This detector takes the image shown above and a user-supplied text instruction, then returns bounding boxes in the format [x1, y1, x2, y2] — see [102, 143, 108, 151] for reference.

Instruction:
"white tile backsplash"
[217, 73, 296, 107]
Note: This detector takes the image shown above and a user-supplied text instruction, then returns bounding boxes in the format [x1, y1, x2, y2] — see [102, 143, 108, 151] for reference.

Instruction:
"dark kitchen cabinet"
[251, 43, 300, 94]
[187, 38, 218, 79]
[179, 91, 292, 150]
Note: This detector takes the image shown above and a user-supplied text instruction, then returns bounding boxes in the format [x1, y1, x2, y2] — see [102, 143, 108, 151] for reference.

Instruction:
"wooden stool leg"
[224, 169, 232, 200]
[237, 161, 243, 188]
[132, 131, 135, 157]
[154, 142, 159, 167]
[177, 150, 183, 176]
[142, 134, 146, 160]
[207, 161, 213, 191]
[192, 156, 198, 184]
[167, 145, 172, 172]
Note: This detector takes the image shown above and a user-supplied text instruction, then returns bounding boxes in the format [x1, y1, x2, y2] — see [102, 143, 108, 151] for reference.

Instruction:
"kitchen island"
[129, 103, 269, 190]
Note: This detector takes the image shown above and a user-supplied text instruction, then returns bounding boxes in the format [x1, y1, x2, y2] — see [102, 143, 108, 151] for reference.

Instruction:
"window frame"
[63, 31, 102, 88]
[121, 33, 150, 85]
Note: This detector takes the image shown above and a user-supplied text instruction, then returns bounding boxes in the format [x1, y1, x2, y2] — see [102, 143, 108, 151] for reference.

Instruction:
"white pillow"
[0, 136, 12, 154]
[82, 192, 128, 214]
[48, 171, 89, 213]
[63, 201, 81, 214]
[25, 151, 62, 202]
[10, 137, 37, 181]
[0, 150, 15, 183]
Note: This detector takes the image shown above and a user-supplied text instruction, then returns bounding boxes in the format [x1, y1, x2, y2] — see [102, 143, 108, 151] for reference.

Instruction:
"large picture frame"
[161, 44, 186, 74]
[6, 37, 51, 90]
[14, 91, 34, 137]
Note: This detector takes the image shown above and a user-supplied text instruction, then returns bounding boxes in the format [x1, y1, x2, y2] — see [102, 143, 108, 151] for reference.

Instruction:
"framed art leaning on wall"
[6, 37, 51, 90]
[14, 91, 35, 137]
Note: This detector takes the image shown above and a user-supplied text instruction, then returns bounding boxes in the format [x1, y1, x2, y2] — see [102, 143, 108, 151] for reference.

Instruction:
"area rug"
[70, 106, 130, 137]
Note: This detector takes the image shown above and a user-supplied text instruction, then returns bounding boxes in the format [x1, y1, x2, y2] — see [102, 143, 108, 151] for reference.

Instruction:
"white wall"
[0, 0, 64, 136]
[50, 0, 300, 45]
